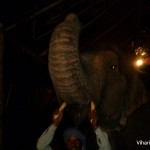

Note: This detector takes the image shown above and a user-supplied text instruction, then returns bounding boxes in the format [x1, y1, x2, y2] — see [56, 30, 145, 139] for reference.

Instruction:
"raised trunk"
[48, 14, 90, 105]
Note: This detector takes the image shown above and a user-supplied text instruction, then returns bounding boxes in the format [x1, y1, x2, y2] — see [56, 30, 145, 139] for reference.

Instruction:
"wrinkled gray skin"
[48, 14, 147, 131]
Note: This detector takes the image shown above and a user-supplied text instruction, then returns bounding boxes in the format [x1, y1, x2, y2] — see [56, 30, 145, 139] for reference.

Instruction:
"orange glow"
[135, 59, 143, 67]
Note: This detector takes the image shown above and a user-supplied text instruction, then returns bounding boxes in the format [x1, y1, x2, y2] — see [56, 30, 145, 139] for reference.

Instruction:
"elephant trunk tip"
[65, 13, 81, 28]
[65, 13, 78, 21]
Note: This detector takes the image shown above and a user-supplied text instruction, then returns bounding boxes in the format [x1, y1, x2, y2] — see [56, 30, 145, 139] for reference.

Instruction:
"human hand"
[52, 102, 67, 126]
[52, 108, 63, 126]
[89, 101, 98, 130]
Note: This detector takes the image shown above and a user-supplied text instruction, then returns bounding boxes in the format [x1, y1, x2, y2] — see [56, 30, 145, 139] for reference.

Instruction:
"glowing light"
[141, 52, 147, 56]
[135, 47, 148, 57]
[135, 59, 143, 67]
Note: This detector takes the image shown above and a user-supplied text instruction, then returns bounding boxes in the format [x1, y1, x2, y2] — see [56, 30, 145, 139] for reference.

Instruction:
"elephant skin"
[48, 13, 148, 130]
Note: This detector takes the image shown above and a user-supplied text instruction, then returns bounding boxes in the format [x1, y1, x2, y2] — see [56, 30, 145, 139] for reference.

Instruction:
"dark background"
[1, 0, 150, 149]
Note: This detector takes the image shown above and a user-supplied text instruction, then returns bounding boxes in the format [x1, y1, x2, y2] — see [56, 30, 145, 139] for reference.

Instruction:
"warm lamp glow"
[135, 59, 143, 67]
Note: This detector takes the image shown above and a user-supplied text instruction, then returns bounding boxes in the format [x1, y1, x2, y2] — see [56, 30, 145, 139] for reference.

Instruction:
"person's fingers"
[58, 111, 63, 120]
[53, 112, 63, 126]
[89, 109, 97, 123]
[52, 107, 66, 126]
[53, 108, 64, 120]
[53, 111, 60, 119]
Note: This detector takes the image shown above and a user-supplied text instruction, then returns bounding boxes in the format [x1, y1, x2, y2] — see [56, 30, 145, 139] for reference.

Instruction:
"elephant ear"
[119, 57, 148, 127]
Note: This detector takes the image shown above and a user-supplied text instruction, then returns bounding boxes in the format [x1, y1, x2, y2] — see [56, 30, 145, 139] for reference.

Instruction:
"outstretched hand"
[89, 109, 98, 130]
[52, 102, 67, 126]
[52, 108, 63, 126]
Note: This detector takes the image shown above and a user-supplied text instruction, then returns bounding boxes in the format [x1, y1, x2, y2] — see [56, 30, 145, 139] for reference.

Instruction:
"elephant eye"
[112, 65, 115, 69]
[110, 65, 118, 72]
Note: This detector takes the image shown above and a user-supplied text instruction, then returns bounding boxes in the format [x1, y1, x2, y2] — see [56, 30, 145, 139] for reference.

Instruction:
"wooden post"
[0, 23, 3, 149]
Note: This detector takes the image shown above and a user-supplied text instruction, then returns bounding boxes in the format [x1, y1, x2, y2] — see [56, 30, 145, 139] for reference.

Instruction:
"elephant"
[48, 13, 148, 132]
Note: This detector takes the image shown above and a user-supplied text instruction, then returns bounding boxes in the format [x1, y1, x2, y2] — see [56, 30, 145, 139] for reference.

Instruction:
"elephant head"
[48, 14, 147, 130]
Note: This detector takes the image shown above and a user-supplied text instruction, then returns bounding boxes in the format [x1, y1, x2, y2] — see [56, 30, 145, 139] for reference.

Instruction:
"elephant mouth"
[65, 102, 125, 131]
[66, 104, 90, 127]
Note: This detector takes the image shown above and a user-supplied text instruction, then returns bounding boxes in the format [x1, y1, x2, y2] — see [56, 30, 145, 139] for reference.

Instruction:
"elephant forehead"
[81, 50, 119, 64]
[100, 51, 119, 63]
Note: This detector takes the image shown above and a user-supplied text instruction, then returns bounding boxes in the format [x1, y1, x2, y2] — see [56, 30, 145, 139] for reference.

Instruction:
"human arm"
[36, 124, 57, 150]
[89, 107, 111, 150]
[95, 126, 111, 150]
[36, 108, 64, 150]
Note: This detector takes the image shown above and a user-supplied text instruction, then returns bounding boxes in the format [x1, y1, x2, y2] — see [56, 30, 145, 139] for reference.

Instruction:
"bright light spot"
[141, 52, 147, 56]
[135, 47, 147, 57]
[135, 59, 143, 67]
